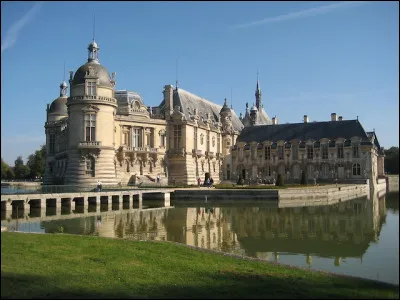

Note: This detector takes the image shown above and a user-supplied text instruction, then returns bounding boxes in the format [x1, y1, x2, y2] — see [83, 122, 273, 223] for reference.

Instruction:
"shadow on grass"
[1, 271, 398, 299]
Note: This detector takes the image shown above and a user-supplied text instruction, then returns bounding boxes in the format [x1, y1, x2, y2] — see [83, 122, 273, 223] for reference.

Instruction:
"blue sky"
[1, 1, 398, 165]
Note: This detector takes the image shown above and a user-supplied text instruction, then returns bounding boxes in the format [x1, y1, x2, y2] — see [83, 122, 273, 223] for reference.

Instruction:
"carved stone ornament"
[79, 149, 100, 160]
[82, 104, 100, 113]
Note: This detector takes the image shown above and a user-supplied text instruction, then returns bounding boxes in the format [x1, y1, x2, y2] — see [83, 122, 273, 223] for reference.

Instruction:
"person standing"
[197, 177, 201, 187]
[97, 180, 101, 192]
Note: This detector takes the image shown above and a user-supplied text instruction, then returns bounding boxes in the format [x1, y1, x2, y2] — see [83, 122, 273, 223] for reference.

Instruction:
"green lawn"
[1, 232, 398, 299]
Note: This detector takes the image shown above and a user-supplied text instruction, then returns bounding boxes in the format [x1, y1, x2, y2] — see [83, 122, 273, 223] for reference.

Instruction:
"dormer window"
[86, 81, 96, 96]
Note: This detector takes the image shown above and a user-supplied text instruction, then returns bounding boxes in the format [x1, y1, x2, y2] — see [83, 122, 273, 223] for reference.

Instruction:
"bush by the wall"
[276, 174, 284, 186]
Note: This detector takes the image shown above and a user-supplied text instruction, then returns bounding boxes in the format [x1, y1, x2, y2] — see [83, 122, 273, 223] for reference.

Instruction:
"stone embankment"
[172, 184, 370, 207]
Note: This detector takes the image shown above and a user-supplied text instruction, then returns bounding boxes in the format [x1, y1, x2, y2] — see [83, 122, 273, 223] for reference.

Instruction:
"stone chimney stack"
[338, 116, 343, 121]
[304, 115, 309, 123]
[331, 113, 337, 121]
[163, 85, 174, 119]
[272, 116, 278, 125]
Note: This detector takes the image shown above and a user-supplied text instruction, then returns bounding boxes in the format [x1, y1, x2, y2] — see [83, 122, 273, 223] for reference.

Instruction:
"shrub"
[276, 174, 284, 186]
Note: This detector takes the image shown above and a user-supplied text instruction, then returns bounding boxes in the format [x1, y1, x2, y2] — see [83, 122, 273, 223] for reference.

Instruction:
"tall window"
[160, 131, 166, 148]
[132, 128, 142, 147]
[292, 145, 298, 160]
[352, 163, 361, 176]
[85, 157, 95, 177]
[173, 125, 181, 149]
[200, 134, 204, 145]
[123, 132, 129, 145]
[277, 146, 284, 160]
[85, 113, 96, 141]
[217, 135, 220, 153]
[49, 134, 55, 154]
[265, 146, 271, 160]
[352, 144, 359, 158]
[206, 132, 210, 151]
[86, 81, 96, 96]
[194, 127, 198, 149]
[322, 144, 328, 159]
[337, 143, 344, 159]
[307, 145, 313, 159]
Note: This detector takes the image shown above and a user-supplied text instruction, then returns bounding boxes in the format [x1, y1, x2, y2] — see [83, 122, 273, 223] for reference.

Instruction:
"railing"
[205, 151, 214, 159]
[192, 149, 203, 157]
[78, 141, 102, 148]
[69, 96, 117, 104]
[125, 146, 158, 153]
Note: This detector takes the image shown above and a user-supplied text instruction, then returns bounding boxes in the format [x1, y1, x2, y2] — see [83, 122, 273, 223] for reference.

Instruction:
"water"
[1, 190, 398, 285]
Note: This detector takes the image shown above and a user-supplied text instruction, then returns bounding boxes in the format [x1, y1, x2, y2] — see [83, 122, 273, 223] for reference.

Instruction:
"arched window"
[352, 163, 361, 176]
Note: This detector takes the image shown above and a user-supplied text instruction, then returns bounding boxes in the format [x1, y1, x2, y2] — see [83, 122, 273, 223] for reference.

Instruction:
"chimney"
[338, 116, 343, 121]
[304, 115, 309, 123]
[272, 115, 278, 125]
[163, 85, 174, 119]
[331, 113, 337, 121]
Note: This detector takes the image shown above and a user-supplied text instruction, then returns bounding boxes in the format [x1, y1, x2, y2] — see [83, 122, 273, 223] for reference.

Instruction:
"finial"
[246, 102, 248, 109]
[175, 57, 179, 90]
[69, 71, 73, 81]
[357, 115, 359, 121]
[230, 88, 233, 109]
[93, 11, 96, 42]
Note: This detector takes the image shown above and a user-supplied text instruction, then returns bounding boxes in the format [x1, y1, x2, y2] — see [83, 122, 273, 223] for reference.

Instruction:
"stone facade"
[44, 39, 384, 187]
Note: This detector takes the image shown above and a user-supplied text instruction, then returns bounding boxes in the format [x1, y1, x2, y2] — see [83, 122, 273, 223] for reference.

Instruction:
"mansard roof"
[237, 119, 374, 146]
[160, 88, 244, 131]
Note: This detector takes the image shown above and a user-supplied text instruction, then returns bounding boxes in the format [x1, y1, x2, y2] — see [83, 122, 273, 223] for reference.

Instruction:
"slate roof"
[237, 119, 374, 145]
[159, 88, 244, 131]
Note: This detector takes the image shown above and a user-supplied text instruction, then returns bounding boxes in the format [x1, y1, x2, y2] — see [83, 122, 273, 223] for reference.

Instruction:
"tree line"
[1, 145, 399, 181]
[1, 145, 46, 181]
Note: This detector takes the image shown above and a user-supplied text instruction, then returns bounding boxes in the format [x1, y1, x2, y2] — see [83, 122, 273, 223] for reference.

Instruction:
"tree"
[13, 156, 30, 180]
[384, 147, 399, 174]
[276, 174, 284, 186]
[27, 145, 46, 179]
[1, 158, 9, 180]
[300, 170, 308, 185]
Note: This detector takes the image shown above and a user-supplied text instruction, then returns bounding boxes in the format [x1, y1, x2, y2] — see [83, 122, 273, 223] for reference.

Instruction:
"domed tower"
[43, 80, 69, 185]
[64, 39, 118, 187]
[47, 81, 68, 122]
[220, 98, 233, 134]
[250, 103, 258, 126]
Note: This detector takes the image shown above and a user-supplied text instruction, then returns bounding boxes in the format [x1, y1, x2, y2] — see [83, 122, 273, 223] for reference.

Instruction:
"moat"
[1, 189, 398, 286]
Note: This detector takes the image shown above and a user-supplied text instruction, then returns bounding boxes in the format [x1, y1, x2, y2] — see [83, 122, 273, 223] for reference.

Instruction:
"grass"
[1, 232, 398, 299]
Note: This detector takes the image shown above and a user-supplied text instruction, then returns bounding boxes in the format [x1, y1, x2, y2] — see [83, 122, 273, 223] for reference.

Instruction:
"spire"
[88, 12, 99, 63]
[255, 70, 262, 110]
[59, 62, 68, 97]
[175, 57, 179, 90]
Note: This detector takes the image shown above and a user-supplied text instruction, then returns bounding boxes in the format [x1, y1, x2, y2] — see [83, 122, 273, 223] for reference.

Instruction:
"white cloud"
[1, 1, 44, 53]
[232, 1, 366, 29]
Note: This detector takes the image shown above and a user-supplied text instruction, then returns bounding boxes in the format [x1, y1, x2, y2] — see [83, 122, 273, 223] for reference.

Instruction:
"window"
[265, 146, 271, 160]
[321, 164, 329, 178]
[337, 143, 344, 159]
[86, 81, 96, 96]
[217, 135, 220, 153]
[212, 136, 216, 147]
[352, 144, 359, 158]
[267, 165, 271, 176]
[194, 127, 198, 149]
[322, 144, 328, 159]
[85, 113, 96, 141]
[352, 163, 361, 176]
[173, 125, 181, 149]
[132, 128, 142, 147]
[200, 134, 204, 145]
[85, 157, 95, 177]
[292, 145, 298, 160]
[49, 134, 55, 154]
[307, 145, 313, 159]
[277, 146, 284, 160]
[206, 132, 210, 151]
[123, 132, 129, 145]
[160, 131, 166, 148]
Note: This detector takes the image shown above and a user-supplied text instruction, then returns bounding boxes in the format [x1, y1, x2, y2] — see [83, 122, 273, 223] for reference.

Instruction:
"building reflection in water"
[36, 191, 388, 269]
